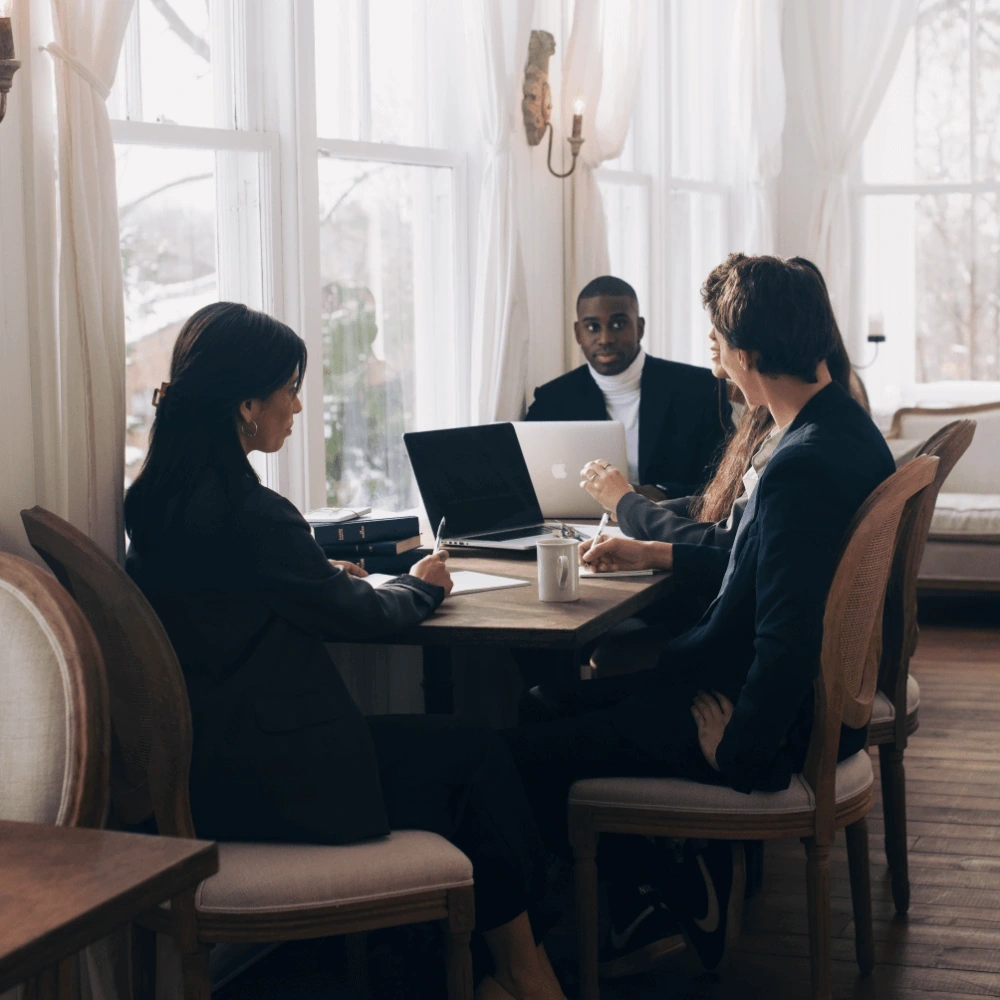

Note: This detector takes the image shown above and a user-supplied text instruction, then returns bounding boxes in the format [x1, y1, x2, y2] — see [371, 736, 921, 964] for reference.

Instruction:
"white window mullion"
[123, 7, 142, 121]
[358, 0, 373, 142]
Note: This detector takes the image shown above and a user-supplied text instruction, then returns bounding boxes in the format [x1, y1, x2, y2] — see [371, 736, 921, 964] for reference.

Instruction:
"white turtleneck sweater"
[588, 348, 646, 482]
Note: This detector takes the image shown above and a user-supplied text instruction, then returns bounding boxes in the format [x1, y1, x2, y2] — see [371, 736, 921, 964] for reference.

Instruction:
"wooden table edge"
[353, 573, 676, 648]
[0, 838, 218, 992]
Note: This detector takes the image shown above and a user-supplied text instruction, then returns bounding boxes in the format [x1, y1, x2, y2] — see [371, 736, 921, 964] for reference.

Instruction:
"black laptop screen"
[403, 423, 544, 538]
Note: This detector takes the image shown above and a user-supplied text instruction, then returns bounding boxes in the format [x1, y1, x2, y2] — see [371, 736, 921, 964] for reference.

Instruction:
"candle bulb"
[0, 17, 14, 63]
[572, 97, 584, 139]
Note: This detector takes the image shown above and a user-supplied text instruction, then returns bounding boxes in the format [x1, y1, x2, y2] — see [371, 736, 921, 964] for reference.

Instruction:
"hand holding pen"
[410, 516, 453, 594]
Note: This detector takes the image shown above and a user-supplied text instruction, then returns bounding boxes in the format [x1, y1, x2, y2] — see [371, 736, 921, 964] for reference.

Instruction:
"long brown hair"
[689, 256, 867, 523]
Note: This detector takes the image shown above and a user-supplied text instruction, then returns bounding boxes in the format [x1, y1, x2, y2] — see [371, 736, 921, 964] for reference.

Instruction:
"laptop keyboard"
[468, 525, 550, 542]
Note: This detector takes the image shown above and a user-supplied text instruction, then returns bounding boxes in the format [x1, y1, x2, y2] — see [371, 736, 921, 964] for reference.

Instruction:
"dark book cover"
[311, 514, 420, 546]
[322, 536, 422, 558]
[353, 550, 427, 575]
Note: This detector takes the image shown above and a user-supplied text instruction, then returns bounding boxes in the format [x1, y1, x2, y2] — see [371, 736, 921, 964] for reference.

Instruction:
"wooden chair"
[567, 456, 939, 1000]
[871, 420, 976, 915]
[20, 506, 476, 1000]
[0, 551, 110, 998]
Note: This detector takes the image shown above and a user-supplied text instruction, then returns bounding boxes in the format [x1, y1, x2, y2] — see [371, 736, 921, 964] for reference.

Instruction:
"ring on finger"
[587, 473, 597, 482]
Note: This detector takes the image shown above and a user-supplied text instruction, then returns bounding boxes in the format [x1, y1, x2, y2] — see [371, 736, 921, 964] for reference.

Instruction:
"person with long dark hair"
[582, 256, 870, 621]
[506, 255, 893, 978]
[125, 302, 566, 1000]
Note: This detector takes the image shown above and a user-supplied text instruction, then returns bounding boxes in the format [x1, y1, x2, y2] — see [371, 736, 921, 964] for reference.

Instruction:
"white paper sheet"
[366, 570, 531, 595]
[579, 566, 656, 579]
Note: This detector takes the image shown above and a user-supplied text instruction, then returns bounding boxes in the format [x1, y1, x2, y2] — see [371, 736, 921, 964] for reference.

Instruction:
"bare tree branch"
[149, 0, 210, 62]
[119, 172, 213, 218]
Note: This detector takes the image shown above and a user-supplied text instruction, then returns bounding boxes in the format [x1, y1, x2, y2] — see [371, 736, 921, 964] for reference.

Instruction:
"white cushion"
[893, 407, 1000, 493]
[0, 578, 73, 825]
[871, 674, 920, 724]
[568, 751, 873, 817]
[930, 493, 1000, 538]
[194, 830, 473, 915]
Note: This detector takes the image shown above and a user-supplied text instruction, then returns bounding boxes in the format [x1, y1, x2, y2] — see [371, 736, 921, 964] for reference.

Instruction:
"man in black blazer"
[525, 275, 730, 498]
[505, 255, 895, 975]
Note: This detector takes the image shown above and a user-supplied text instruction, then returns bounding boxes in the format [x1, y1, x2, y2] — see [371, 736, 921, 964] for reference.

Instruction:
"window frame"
[851, 1, 1000, 406]
[111, 0, 290, 493]
[294, 0, 471, 510]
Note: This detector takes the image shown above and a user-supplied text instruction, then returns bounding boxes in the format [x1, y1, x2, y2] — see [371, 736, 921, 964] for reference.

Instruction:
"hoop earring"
[241, 419, 258, 438]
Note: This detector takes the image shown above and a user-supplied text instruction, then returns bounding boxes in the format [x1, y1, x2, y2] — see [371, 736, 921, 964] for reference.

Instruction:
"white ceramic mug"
[536, 537, 580, 602]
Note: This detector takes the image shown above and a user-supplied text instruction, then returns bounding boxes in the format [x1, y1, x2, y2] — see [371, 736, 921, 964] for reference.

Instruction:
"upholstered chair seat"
[569, 751, 873, 823]
[190, 832, 473, 917]
[870, 675, 920, 727]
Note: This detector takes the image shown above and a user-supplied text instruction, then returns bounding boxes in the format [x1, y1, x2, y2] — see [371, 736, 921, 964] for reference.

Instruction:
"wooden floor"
[221, 624, 1000, 999]
[593, 624, 1000, 999]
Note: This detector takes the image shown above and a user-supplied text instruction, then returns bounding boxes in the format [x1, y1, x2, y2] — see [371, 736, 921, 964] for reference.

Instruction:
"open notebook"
[365, 570, 530, 596]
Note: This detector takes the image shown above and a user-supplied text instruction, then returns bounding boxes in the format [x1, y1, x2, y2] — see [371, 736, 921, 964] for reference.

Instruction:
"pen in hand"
[433, 516, 447, 557]
[593, 512, 610, 545]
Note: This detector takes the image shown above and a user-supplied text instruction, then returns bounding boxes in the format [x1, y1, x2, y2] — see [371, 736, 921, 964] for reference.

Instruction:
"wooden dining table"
[361, 540, 674, 714]
[0, 821, 218, 998]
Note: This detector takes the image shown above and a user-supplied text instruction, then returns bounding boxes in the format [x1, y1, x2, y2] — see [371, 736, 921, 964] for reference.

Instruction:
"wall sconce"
[0, 1, 21, 125]
[521, 29, 585, 179]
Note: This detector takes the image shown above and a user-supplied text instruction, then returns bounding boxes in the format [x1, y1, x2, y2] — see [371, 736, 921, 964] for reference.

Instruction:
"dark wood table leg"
[422, 646, 455, 714]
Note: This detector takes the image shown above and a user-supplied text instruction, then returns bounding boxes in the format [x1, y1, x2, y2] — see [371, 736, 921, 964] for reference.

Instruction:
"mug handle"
[557, 555, 569, 590]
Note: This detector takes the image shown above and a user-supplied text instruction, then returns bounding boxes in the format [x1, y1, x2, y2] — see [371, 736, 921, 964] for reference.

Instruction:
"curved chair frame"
[0, 552, 109, 830]
[872, 419, 976, 914]
[568, 456, 939, 1000]
[20, 507, 475, 1000]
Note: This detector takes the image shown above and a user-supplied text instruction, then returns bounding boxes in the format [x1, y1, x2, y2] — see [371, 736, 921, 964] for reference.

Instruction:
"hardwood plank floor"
[586, 623, 1000, 999]
[220, 623, 1000, 999]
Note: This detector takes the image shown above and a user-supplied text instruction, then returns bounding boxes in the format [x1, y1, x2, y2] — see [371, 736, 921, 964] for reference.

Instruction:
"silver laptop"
[512, 421, 629, 519]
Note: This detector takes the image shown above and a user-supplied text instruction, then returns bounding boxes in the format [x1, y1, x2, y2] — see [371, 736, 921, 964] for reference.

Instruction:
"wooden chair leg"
[803, 837, 832, 1000]
[879, 743, 911, 913]
[131, 924, 157, 1000]
[570, 811, 600, 1000]
[345, 933, 370, 999]
[179, 945, 212, 1000]
[845, 819, 876, 974]
[444, 886, 475, 1000]
[171, 889, 212, 1000]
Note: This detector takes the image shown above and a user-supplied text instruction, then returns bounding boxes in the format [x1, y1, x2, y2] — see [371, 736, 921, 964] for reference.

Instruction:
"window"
[596, 10, 657, 349]
[311, 0, 468, 510]
[111, 0, 276, 487]
[857, 0, 1000, 409]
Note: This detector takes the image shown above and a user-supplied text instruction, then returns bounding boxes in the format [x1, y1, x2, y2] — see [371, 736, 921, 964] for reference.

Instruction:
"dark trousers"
[502, 672, 722, 862]
[366, 715, 550, 937]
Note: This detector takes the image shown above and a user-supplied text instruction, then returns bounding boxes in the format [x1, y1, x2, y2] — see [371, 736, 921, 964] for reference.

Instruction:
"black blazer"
[126, 475, 444, 845]
[524, 356, 730, 497]
[612, 382, 895, 793]
[616, 492, 748, 613]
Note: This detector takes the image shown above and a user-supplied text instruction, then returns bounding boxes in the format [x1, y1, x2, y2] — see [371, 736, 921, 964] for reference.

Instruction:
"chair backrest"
[0, 552, 109, 829]
[802, 456, 938, 834]
[879, 421, 976, 739]
[20, 507, 196, 839]
[888, 402, 999, 493]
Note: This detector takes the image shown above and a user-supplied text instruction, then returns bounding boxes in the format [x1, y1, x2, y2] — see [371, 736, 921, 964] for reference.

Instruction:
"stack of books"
[304, 507, 426, 575]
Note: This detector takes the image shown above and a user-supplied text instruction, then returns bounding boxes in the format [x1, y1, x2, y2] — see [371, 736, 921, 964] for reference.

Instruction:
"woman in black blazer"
[125, 303, 566, 1000]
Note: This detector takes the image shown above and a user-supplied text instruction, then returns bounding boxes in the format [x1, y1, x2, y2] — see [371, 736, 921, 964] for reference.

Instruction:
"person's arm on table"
[244, 491, 452, 641]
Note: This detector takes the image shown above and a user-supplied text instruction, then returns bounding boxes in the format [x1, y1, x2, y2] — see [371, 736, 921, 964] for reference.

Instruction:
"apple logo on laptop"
[551, 462, 568, 480]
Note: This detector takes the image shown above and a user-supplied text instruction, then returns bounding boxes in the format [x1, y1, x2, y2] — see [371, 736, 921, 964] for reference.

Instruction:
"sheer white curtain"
[562, 0, 646, 367]
[734, 0, 785, 255]
[793, 0, 918, 320]
[467, 0, 534, 423]
[45, 0, 135, 562]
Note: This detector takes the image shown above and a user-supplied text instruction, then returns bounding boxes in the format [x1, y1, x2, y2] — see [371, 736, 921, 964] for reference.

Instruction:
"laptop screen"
[403, 424, 544, 538]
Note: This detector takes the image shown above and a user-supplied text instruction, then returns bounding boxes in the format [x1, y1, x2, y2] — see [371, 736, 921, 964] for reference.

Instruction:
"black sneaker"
[657, 840, 745, 971]
[598, 882, 686, 979]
